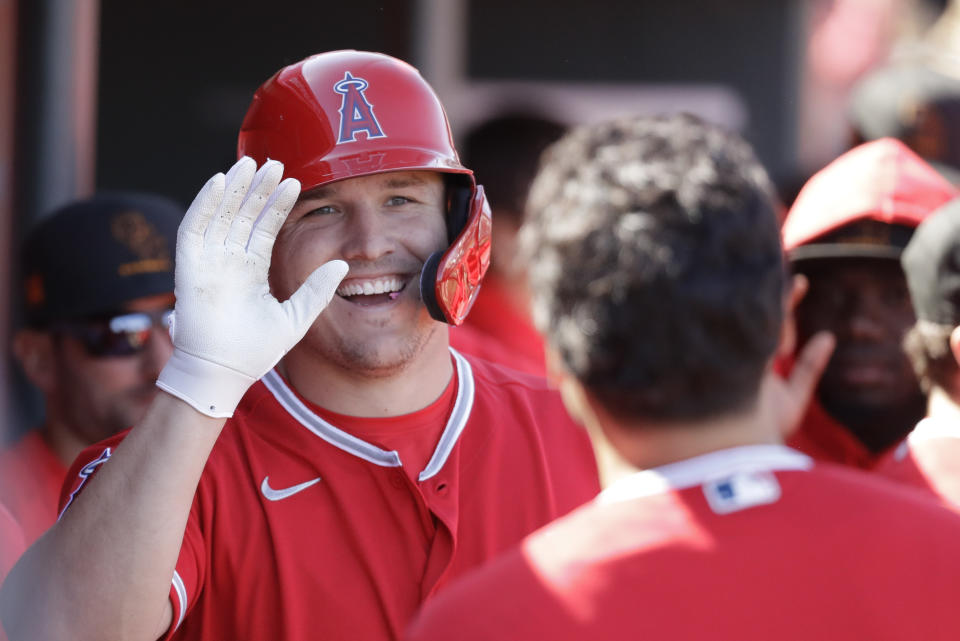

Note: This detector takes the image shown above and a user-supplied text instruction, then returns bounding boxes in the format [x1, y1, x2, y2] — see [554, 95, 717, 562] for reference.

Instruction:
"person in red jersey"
[0, 51, 599, 641]
[406, 114, 960, 641]
[0, 194, 180, 547]
[875, 199, 960, 505]
[782, 138, 959, 469]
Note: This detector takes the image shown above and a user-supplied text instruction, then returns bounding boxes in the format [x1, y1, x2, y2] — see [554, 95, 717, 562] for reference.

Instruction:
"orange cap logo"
[110, 211, 172, 276]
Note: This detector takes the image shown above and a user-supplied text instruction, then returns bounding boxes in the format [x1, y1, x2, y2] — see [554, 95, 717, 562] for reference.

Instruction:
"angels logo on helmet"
[333, 72, 386, 144]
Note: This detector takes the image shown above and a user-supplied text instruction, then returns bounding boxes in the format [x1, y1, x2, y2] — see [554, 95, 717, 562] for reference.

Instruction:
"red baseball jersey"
[407, 444, 960, 641]
[62, 350, 599, 641]
[0, 501, 25, 583]
[875, 417, 960, 506]
[787, 396, 891, 469]
[0, 430, 68, 545]
[0, 501, 25, 641]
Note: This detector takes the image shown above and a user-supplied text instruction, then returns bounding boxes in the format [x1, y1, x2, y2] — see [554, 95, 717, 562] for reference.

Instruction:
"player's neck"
[40, 415, 90, 467]
[926, 385, 960, 425]
[278, 330, 455, 417]
[603, 405, 779, 473]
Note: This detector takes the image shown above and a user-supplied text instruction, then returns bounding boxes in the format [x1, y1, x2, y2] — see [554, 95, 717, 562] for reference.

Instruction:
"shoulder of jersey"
[460, 351, 554, 393]
[798, 460, 960, 522]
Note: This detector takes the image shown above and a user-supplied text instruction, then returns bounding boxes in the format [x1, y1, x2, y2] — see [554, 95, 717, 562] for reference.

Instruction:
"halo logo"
[334, 72, 386, 144]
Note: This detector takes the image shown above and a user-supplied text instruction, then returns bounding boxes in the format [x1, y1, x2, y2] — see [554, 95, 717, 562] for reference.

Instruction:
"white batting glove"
[156, 157, 348, 417]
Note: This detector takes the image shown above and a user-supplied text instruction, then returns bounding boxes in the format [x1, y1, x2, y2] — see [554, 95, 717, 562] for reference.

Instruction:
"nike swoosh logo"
[260, 476, 322, 501]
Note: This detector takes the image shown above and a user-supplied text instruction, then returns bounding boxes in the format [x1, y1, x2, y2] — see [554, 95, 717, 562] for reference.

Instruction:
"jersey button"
[390, 472, 405, 489]
[435, 481, 449, 494]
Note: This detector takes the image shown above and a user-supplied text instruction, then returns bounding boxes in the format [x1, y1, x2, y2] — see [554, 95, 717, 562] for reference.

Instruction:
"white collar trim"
[908, 417, 960, 445]
[261, 348, 474, 479]
[597, 444, 812, 505]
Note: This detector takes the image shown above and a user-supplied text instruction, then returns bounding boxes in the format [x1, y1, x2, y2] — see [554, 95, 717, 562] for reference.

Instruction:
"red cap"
[783, 138, 959, 258]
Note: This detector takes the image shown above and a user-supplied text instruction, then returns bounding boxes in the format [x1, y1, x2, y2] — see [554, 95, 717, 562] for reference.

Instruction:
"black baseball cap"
[21, 193, 182, 327]
[901, 198, 960, 325]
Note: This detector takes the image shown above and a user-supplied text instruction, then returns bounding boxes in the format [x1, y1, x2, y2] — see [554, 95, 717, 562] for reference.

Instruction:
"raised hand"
[156, 157, 348, 417]
[768, 274, 835, 439]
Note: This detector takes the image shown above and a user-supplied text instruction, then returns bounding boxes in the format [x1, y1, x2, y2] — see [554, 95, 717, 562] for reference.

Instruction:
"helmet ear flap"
[420, 251, 446, 322]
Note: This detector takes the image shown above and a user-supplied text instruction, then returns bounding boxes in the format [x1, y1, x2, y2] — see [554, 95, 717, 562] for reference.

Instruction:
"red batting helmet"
[237, 50, 491, 326]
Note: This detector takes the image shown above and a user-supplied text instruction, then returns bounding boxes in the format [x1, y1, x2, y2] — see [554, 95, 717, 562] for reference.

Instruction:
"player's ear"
[13, 329, 57, 392]
[777, 273, 807, 359]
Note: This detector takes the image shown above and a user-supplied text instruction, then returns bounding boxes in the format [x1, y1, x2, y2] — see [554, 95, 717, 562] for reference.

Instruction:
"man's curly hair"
[520, 113, 785, 422]
[903, 321, 959, 394]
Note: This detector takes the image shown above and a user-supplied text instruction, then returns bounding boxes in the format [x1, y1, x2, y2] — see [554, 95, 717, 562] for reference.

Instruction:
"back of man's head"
[521, 113, 784, 423]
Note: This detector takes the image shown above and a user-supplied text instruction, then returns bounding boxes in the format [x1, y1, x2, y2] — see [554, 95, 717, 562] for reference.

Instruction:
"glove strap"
[156, 350, 257, 418]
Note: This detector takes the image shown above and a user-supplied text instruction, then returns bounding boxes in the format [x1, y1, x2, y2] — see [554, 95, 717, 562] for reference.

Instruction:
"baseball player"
[0, 194, 180, 547]
[875, 199, 960, 505]
[782, 138, 959, 468]
[0, 51, 599, 641]
[406, 114, 960, 641]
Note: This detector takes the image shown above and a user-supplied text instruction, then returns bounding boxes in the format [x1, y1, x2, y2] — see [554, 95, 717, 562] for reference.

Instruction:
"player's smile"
[336, 274, 411, 306]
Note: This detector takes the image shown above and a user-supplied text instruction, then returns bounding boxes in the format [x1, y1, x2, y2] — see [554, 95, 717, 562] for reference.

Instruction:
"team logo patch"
[58, 447, 113, 520]
[702, 470, 781, 515]
[334, 72, 386, 144]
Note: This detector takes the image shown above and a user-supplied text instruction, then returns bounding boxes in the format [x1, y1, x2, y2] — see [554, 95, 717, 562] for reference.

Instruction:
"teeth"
[337, 277, 404, 297]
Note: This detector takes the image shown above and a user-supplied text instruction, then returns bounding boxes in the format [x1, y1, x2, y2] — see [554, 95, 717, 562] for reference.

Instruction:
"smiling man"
[0, 51, 599, 641]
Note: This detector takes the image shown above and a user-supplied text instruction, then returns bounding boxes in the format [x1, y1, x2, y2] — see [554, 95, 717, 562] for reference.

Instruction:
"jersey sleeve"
[161, 494, 205, 639]
[0, 501, 25, 582]
[58, 431, 207, 640]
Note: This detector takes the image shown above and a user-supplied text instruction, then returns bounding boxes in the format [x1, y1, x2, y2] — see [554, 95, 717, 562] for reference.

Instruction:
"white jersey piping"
[261, 348, 474, 478]
[908, 417, 960, 445]
[171, 570, 187, 631]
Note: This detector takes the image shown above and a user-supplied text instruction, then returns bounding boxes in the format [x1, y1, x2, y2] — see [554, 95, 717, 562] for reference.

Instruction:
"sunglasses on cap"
[51, 308, 174, 357]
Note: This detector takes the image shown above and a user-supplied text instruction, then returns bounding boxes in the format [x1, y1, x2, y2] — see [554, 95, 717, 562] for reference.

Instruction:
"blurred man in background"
[407, 112, 960, 641]
[845, 0, 960, 185]
[450, 111, 566, 376]
[783, 138, 958, 468]
[849, 62, 960, 184]
[0, 193, 180, 546]
[876, 198, 960, 505]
